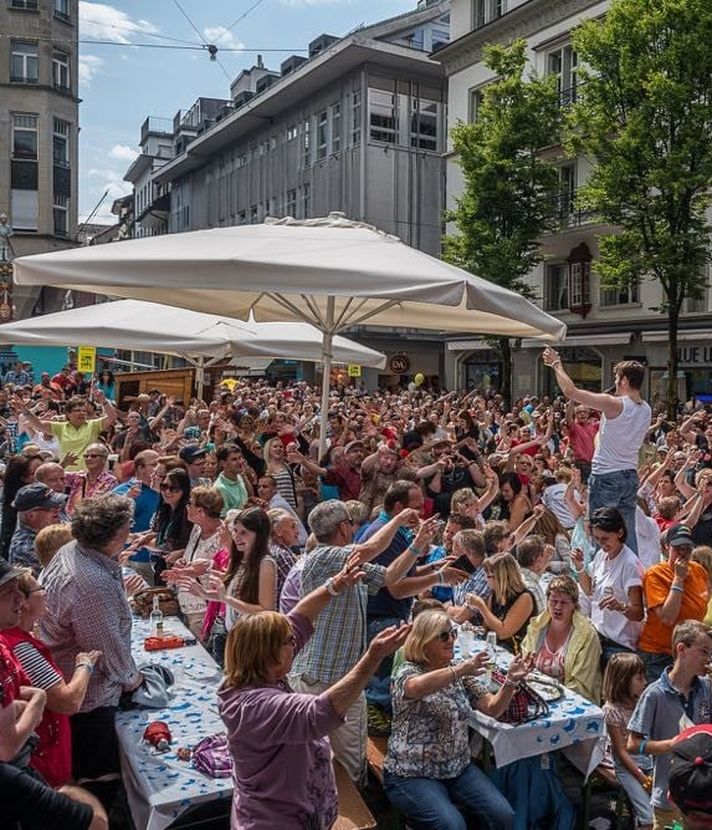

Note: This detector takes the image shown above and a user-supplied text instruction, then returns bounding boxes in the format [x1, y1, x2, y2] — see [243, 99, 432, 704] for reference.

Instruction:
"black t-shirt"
[0, 762, 93, 830]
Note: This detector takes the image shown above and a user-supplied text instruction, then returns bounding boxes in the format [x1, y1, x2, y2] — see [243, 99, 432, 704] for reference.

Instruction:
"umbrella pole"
[318, 296, 335, 459]
[196, 356, 205, 402]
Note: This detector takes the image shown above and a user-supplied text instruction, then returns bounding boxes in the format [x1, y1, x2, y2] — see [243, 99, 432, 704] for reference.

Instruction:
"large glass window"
[600, 282, 639, 307]
[53, 118, 70, 167]
[316, 110, 328, 161]
[351, 90, 362, 144]
[330, 103, 342, 154]
[11, 41, 38, 83]
[411, 98, 438, 151]
[53, 51, 70, 90]
[286, 188, 296, 217]
[54, 0, 70, 19]
[11, 0, 39, 8]
[473, 0, 504, 30]
[12, 113, 38, 159]
[544, 263, 568, 311]
[301, 183, 310, 218]
[548, 45, 578, 106]
[53, 193, 69, 237]
[302, 119, 311, 168]
[369, 88, 397, 144]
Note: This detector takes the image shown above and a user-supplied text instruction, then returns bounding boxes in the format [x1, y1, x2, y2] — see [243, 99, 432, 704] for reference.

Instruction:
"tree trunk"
[500, 337, 512, 409]
[667, 305, 680, 419]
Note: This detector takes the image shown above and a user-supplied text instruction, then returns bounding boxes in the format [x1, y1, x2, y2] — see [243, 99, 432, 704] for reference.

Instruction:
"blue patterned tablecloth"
[459, 636, 605, 776]
[116, 617, 232, 830]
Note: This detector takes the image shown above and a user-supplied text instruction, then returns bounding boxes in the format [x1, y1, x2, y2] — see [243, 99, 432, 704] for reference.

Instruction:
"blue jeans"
[366, 615, 402, 712]
[640, 650, 673, 685]
[588, 469, 639, 554]
[384, 764, 515, 830]
[615, 758, 653, 826]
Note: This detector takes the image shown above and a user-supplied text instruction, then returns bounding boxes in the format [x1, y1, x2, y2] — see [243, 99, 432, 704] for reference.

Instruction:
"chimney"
[257, 54, 264, 69]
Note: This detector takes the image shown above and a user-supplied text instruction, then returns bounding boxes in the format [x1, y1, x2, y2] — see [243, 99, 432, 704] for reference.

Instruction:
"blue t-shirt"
[360, 512, 414, 621]
[113, 480, 160, 563]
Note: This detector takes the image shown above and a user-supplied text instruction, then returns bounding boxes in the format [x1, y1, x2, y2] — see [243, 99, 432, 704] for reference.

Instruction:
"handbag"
[192, 734, 233, 778]
[132, 587, 180, 619]
[492, 668, 550, 724]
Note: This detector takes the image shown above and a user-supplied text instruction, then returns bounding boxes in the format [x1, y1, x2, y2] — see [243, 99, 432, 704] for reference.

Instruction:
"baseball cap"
[179, 444, 208, 464]
[668, 523, 695, 548]
[669, 725, 712, 817]
[0, 559, 23, 589]
[12, 483, 67, 512]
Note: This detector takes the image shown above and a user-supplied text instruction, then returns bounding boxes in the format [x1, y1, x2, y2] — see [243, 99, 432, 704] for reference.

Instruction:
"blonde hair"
[451, 488, 477, 512]
[404, 609, 450, 665]
[602, 652, 645, 705]
[672, 619, 712, 652]
[692, 545, 712, 580]
[223, 611, 292, 689]
[546, 574, 580, 607]
[454, 529, 485, 560]
[483, 551, 525, 606]
[34, 523, 73, 568]
[190, 486, 224, 519]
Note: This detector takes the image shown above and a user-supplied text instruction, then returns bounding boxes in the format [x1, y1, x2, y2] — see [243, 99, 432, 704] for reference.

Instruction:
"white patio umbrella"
[14, 214, 566, 451]
[0, 299, 387, 399]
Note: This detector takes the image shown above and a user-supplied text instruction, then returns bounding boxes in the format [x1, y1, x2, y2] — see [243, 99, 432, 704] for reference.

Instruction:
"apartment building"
[0, 0, 79, 318]
[436, 0, 712, 402]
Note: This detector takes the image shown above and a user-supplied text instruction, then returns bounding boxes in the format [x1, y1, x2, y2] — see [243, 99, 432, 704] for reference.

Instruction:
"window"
[12, 113, 38, 160]
[473, 0, 504, 30]
[555, 163, 576, 224]
[53, 51, 70, 90]
[411, 98, 438, 151]
[11, 190, 38, 231]
[302, 119, 311, 168]
[54, 0, 70, 19]
[250, 205, 258, 224]
[548, 45, 578, 106]
[286, 124, 298, 141]
[286, 188, 297, 217]
[237, 209, 246, 225]
[569, 261, 590, 308]
[301, 183, 310, 218]
[351, 90, 362, 144]
[468, 87, 485, 123]
[600, 282, 639, 307]
[369, 88, 397, 144]
[11, 41, 38, 83]
[11, 0, 39, 8]
[53, 193, 69, 237]
[316, 110, 328, 160]
[53, 118, 70, 167]
[330, 103, 342, 154]
[544, 263, 569, 311]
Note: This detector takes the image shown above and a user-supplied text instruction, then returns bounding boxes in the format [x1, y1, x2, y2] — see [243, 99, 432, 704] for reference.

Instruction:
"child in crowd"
[34, 522, 73, 569]
[602, 653, 653, 830]
[628, 620, 712, 830]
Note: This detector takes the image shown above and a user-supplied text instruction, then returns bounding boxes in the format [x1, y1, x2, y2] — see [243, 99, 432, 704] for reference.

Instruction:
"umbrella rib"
[266, 292, 318, 325]
[341, 299, 400, 330]
[300, 294, 326, 329]
[333, 297, 356, 331]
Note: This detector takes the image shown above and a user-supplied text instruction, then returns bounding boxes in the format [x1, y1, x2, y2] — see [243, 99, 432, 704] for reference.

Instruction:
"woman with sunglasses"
[150, 468, 193, 583]
[2, 569, 101, 787]
[384, 609, 531, 830]
[521, 575, 602, 703]
[65, 443, 117, 516]
[573, 507, 644, 667]
[0, 452, 43, 559]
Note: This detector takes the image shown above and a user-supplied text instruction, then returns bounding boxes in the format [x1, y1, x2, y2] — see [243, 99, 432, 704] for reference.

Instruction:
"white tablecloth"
[461, 637, 605, 777]
[116, 617, 232, 830]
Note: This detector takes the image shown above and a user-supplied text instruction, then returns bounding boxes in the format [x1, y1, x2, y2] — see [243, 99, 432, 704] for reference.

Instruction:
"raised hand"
[367, 623, 412, 660]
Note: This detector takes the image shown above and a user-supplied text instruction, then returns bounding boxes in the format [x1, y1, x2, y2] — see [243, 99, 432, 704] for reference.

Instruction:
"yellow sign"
[77, 345, 96, 375]
[347, 364, 362, 377]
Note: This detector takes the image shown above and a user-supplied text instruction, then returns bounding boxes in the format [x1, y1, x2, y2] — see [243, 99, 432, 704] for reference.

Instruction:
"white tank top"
[591, 395, 651, 475]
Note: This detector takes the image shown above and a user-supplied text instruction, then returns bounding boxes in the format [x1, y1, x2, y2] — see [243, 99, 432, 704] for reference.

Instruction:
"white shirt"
[588, 543, 644, 650]
[541, 482, 576, 529]
[268, 492, 308, 547]
[592, 395, 652, 475]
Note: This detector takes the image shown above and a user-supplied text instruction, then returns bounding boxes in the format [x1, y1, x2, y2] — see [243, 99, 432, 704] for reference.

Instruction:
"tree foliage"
[444, 40, 562, 401]
[569, 0, 712, 412]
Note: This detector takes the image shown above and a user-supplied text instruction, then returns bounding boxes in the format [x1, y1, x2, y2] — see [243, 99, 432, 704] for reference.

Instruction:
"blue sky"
[78, 0, 415, 224]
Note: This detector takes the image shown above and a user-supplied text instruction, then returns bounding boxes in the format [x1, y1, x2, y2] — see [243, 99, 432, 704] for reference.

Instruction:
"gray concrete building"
[0, 0, 80, 318]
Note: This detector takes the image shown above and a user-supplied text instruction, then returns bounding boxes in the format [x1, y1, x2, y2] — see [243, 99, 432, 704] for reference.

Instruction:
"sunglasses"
[437, 627, 458, 643]
[160, 484, 181, 493]
[84, 453, 106, 459]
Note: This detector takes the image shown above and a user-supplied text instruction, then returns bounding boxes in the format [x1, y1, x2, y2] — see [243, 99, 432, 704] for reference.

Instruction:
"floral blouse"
[385, 660, 487, 779]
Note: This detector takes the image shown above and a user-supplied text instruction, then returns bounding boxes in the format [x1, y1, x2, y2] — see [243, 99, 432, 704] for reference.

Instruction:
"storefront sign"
[77, 345, 96, 375]
[347, 364, 362, 377]
[678, 346, 712, 365]
[388, 354, 411, 374]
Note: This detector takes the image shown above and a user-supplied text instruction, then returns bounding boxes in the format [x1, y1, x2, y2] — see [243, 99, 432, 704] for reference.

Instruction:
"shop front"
[642, 331, 712, 405]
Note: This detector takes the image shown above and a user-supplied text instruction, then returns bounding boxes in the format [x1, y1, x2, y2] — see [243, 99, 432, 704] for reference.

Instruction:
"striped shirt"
[11, 640, 62, 689]
[291, 545, 386, 684]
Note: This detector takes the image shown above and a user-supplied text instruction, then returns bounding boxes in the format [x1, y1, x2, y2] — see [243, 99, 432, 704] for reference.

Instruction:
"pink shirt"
[567, 420, 599, 463]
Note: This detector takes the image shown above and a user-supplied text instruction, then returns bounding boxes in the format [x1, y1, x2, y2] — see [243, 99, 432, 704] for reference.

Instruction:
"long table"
[462, 636, 605, 777]
[116, 617, 232, 830]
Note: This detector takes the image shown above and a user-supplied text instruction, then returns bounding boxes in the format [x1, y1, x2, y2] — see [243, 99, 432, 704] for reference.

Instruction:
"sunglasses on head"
[437, 627, 458, 643]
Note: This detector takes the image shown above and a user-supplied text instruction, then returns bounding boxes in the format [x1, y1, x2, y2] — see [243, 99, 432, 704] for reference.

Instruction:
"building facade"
[0, 0, 80, 318]
[437, 0, 712, 402]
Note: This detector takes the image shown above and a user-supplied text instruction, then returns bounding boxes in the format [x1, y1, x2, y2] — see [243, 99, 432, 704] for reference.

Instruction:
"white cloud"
[203, 26, 245, 50]
[88, 167, 121, 179]
[78, 54, 104, 87]
[109, 144, 139, 162]
[79, 1, 159, 43]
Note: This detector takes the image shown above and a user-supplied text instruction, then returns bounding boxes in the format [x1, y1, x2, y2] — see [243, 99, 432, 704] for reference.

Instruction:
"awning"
[642, 329, 711, 343]
[447, 339, 491, 352]
[520, 333, 631, 349]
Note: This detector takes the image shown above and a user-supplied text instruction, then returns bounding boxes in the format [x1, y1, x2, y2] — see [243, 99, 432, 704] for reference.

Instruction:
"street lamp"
[0, 213, 15, 322]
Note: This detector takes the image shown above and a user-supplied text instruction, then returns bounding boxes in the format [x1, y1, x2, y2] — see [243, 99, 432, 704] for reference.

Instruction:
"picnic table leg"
[580, 777, 591, 830]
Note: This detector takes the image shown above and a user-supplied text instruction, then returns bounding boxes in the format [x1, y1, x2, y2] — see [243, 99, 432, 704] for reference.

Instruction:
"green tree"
[569, 0, 712, 415]
[444, 39, 562, 404]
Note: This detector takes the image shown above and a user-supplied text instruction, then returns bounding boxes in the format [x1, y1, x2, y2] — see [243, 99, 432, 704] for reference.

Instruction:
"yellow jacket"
[521, 609, 602, 704]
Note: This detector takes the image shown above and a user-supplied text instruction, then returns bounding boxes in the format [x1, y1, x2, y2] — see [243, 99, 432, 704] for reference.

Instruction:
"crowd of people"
[1, 351, 712, 829]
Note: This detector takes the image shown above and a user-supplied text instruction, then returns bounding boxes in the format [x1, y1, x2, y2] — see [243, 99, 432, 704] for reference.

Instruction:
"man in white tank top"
[542, 350, 651, 555]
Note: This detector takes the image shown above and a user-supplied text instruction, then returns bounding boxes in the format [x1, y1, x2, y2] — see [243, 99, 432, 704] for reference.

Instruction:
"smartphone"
[451, 554, 476, 574]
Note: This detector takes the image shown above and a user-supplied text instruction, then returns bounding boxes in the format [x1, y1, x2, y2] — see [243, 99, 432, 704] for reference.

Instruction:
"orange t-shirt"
[638, 561, 710, 655]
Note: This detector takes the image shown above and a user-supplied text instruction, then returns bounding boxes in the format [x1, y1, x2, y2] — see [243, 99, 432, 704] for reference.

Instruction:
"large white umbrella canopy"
[0, 299, 387, 397]
[14, 214, 566, 448]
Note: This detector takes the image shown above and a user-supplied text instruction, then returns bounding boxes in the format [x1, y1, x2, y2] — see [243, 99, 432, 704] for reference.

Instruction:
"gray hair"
[308, 499, 350, 542]
[72, 494, 134, 551]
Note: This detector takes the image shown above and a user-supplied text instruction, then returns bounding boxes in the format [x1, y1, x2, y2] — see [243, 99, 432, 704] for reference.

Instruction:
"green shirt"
[214, 472, 248, 516]
[50, 418, 103, 470]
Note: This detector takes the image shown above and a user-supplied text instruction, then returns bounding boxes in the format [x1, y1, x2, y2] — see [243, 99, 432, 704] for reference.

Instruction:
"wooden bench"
[366, 736, 387, 786]
[333, 760, 376, 830]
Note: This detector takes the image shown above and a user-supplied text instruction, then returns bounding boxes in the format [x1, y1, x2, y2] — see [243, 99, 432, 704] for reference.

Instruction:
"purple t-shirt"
[218, 611, 344, 829]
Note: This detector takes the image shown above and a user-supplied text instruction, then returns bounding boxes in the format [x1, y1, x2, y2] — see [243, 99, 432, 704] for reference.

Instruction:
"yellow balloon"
[414, 373, 425, 387]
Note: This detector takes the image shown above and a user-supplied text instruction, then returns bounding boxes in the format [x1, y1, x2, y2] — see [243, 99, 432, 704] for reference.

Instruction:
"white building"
[436, 0, 712, 403]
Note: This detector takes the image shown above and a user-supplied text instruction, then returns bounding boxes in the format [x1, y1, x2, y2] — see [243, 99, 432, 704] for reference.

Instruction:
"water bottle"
[150, 596, 164, 639]
[483, 631, 498, 690]
[459, 625, 474, 658]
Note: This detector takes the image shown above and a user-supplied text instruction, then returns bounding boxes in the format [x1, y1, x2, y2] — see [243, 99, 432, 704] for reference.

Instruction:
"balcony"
[550, 189, 596, 231]
[10, 75, 38, 85]
[141, 116, 174, 144]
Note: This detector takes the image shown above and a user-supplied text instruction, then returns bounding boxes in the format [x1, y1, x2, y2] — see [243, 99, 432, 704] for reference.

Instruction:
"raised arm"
[542, 349, 623, 419]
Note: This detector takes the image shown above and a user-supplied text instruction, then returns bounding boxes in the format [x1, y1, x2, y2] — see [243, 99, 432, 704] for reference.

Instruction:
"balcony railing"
[10, 74, 38, 84]
[550, 189, 596, 230]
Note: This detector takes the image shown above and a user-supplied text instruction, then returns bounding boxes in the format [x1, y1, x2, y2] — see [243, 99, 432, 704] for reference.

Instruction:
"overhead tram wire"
[171, 0, 210, 45]
[216, 0, 270, 41]
[79, 15, 202, 47]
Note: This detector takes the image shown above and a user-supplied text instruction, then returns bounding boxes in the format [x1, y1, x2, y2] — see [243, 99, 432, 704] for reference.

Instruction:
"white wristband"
[325, 577, 339, 597]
